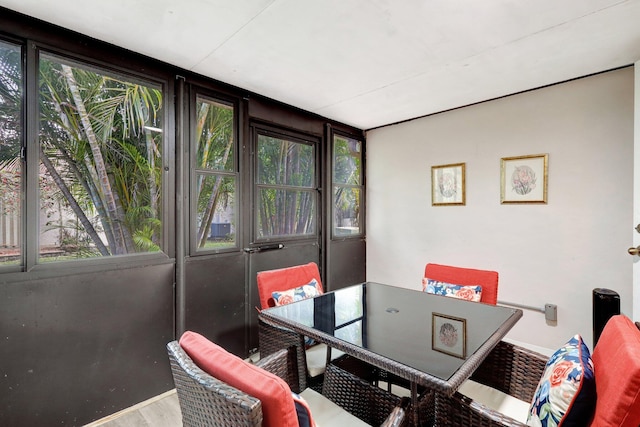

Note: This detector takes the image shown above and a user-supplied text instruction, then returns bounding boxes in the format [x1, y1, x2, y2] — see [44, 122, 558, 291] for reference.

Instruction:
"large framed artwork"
[431, 163, 465, 206]
[500, 154, 548, 204]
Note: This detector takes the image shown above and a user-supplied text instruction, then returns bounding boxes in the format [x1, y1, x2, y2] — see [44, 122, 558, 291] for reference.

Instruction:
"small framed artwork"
[431, 163, 465, 206]
[500, 154, 548, 204]
[432, 312, 467, 359]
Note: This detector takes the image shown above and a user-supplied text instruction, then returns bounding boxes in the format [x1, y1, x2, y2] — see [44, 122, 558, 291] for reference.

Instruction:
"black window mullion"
[24, 41, 39, 270]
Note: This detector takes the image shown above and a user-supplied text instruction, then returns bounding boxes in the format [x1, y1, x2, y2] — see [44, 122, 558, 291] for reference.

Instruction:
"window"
[255, 132, 316, 239]
[0, 41, 22, 266]
[333, 134, 363, 237]
[193, 96, 236, 252]
[37, 53, 164, 261]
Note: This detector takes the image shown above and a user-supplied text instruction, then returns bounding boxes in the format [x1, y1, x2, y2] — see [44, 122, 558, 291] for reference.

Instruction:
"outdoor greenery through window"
[0, 41, 22, 266]
[37, 53, 163, 261]
[333, 134, 362, 237]
[194, 96, 236, 251]
[256, 133, 316, 238]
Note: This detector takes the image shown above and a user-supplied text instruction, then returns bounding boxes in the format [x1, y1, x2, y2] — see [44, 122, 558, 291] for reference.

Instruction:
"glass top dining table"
[258, 281, 523, 397]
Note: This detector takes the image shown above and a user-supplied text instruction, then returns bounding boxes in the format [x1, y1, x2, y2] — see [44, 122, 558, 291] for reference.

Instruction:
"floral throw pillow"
[422, 278, 482, 302]
[527, 334, 596, 426]
[272, 278, 322, 306]
[272, 279, 322, 347]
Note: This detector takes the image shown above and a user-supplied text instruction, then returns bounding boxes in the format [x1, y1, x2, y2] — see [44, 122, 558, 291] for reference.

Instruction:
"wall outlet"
[545, 303, 558, 322]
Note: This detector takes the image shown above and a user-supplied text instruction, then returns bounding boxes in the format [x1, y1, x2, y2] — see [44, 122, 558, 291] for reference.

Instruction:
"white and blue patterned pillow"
[272, 278, 321, 306]
[272, 279, 322, 347]
[527, 334, 596, 426]
[422, 278, 482, 302]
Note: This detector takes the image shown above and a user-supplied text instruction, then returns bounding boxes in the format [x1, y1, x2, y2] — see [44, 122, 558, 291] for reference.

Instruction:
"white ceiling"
[2, 0, 639, 129]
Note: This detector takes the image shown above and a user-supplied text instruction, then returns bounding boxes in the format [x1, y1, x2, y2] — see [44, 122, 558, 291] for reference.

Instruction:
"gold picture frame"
[431, 163, 465, 206]
[500, 154, 548, 204]
[432, 312, 467, 359]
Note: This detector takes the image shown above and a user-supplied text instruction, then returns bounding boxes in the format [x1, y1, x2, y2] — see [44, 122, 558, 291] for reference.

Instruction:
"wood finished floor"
[84, 390, 182, 427]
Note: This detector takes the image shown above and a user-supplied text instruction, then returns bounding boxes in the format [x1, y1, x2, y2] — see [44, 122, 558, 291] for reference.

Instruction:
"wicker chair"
[167, 339, 409, 427]
[257, 262, 339, 392]
[433, 340, 547, 426]
[434, 316, 640, 426]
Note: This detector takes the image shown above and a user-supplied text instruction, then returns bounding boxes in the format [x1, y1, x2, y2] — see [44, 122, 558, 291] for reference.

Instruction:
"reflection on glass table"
[260, 282, 522, 413]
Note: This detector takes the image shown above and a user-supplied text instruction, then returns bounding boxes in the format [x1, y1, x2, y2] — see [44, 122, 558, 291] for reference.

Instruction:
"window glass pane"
[195, 97, 234, 171]
[38, 54, 163, 261]
[0, 41, 22, 266]
[333, 134, 363, 237]
[195, 173, 235, 250]
[333, 136, 361, 185]
[257, 188, 316, 238]
[333, 186, 361, 236]
[257, 135, 314, 187]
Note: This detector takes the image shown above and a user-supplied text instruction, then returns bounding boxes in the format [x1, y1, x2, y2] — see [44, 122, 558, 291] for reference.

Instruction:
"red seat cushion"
[424, 263, 499, 305]
[257, 262, 323, 309]
[179, 331, 299, 427]
[589, 315, 640, 427]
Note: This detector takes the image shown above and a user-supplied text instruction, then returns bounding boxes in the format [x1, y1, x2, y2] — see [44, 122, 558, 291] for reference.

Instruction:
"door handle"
[243, 243, 284, 253]
[628, 246, 640, 256]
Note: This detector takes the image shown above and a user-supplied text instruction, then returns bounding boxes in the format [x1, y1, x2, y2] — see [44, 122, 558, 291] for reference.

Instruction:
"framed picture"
[432, 312, 467, 359]
[431, 163, 465, 206]
[500, 154, 548, 204]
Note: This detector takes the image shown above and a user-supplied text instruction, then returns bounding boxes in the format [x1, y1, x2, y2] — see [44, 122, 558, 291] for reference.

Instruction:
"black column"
[592, 288, 620, 346]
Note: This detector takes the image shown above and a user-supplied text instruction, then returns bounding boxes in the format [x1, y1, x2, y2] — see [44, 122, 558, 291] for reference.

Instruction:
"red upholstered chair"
[257, 262, 323, 309]
[257, 262, 338, 391]
[424, 263, 499, 305]
[432, 315, 640, 426]
[168, 331, 407, 427]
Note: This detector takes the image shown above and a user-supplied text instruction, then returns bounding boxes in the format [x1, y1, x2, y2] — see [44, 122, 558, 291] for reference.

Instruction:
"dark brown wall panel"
[184, 253, 247, 356]
[0, 262, 175, 426]
[328, 238, 366, 291]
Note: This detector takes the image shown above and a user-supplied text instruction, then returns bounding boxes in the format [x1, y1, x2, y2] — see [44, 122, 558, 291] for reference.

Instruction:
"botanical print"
[501, 154, 548, 204]
[431, 163, 465, 206]
[511, 165, 537, 195]
[438, 170, 457, 198]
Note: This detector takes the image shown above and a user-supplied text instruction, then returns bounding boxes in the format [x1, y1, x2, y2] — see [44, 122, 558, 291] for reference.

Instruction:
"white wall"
[366, 67, 634, 351]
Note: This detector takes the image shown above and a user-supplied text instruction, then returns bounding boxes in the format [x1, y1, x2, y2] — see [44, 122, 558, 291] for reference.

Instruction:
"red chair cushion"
[424, 263, 499, 305]
[257, 262, 323, 309]
[589, 315, 640, 427]
[179, 331, 299, 427]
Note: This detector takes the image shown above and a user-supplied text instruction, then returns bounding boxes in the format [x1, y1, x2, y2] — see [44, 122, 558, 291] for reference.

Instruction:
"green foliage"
[0, 47, 165, 260]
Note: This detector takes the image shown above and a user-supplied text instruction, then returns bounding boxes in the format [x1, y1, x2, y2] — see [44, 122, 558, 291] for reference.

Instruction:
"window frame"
[331, 130, 364, 239]
[1, 38, 174, 274]
[189, 90, 240, 256]
[0, 37, 25, 273]
[251, 123, 321, 244]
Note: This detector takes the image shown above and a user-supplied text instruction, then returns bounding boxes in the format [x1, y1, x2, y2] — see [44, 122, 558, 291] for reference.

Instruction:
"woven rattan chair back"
[167, 341, 262, 427]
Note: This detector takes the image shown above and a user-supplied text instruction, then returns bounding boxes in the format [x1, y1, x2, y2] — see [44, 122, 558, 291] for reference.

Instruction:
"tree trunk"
[196, 133, 233, 247]
[40, 146, 110, 256]
[61, 65, 128, 254]
[47, 87, 118, 252]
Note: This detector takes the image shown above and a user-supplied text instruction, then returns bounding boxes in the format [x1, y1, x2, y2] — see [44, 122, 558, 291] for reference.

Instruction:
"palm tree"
[256, 135, 315, 237]
[38, 55, 163, 257]
[194, 99, 235, 248]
